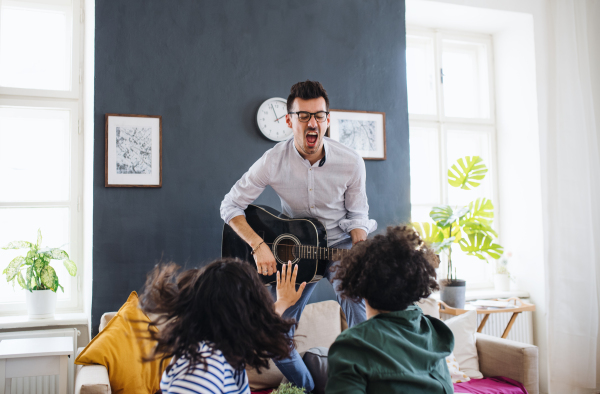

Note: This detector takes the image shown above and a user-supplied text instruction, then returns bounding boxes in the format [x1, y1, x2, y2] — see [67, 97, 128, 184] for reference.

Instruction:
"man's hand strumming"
[253, 242, 277, 276]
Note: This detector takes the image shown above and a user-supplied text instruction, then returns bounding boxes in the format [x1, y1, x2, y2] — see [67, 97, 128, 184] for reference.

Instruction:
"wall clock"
[256, 97, 293, 142]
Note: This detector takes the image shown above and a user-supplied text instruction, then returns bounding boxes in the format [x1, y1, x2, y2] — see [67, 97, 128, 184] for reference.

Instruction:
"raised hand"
[274, 261, 306, 316]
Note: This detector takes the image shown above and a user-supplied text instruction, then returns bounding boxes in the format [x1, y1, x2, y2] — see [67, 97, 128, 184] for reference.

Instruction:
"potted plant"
[272, 383, 306, 394]
[494, 252, 512, 291]
[2, 229, 77, 318]
[412, 156, 503, 308]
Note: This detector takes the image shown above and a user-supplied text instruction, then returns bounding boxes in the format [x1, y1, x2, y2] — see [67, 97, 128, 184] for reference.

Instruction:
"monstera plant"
[2, 229, 77, 293]
[412, 156, 504, 287]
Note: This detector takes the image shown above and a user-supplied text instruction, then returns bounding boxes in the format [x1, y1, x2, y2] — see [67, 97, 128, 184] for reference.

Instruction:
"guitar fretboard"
[293, 245, 351, 261]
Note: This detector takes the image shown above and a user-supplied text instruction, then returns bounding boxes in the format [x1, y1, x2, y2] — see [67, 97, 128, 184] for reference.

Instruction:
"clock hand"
[270, 104, 280, 123]
[275, 113, 286, 121]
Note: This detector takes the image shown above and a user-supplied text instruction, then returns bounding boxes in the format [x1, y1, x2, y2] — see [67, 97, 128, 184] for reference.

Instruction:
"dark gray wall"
[93, 0, 409, 335]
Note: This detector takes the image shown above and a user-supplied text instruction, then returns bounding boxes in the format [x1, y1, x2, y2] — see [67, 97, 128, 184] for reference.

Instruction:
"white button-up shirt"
[220, 137, 377, 246]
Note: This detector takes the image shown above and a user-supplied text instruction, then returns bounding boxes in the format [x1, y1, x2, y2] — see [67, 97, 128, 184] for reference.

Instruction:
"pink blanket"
[252, 376, 527, 394]
[454, 376, 528, 394]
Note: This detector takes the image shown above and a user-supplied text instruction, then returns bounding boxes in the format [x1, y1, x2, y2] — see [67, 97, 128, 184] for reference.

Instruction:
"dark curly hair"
[287, 80, 330, 113]
[139, 258, 296, 374]
[334, 226, 440, 312]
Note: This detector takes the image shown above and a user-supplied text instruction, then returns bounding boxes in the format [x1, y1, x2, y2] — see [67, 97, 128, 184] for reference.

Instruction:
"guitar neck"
[295, 245, 351, 261]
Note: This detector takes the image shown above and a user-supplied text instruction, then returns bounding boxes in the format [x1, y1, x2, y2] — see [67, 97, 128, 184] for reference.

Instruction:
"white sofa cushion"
[246, 300, 343, 391]
[444, 310, 483, 379]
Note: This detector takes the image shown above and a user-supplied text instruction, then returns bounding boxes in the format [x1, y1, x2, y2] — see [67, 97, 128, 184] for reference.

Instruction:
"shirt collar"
[290, 137, 329, 167]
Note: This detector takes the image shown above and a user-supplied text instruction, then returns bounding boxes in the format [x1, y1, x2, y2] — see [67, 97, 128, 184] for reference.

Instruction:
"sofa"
[74, 299, 539, 394]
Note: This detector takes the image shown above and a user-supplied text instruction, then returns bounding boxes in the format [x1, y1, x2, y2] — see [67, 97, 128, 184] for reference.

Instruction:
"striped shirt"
[160, 343, 250, 394]
[220, 137, 377, 246]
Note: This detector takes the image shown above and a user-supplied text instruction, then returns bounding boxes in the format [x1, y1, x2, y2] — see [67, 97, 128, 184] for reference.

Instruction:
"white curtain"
[543, 0, 600, 392]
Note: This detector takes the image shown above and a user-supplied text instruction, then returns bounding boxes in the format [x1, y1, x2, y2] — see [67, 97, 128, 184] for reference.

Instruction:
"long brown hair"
[139, 258, 295, 374]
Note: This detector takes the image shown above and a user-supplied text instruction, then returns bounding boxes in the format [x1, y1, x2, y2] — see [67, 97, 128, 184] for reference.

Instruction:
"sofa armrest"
[475, 333, 539, 394]
[74, 365, 111, 394]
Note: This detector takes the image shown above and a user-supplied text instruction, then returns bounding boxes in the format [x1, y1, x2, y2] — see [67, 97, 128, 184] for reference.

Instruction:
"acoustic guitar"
[221, 204, 353, 285]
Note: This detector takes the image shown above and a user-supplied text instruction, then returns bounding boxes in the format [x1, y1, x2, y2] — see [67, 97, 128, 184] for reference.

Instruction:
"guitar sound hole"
[275, 239, 296, 263]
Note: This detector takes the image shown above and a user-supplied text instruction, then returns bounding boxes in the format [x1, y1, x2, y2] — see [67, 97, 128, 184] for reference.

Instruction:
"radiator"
[441, 299, 534, 345]
[0, 328, 79, 394]
[475, 310, 534, 344]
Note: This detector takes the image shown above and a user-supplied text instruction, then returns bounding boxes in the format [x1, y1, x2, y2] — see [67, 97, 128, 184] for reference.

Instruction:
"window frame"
[407, 26, 500, 289]
[0, 0, 81, 99]
[0, 0, 83, 315]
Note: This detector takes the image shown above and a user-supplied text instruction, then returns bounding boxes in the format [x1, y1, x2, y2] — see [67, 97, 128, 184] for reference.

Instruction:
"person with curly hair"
[325, 225, 454, 394]
[139, 259, 305, 394]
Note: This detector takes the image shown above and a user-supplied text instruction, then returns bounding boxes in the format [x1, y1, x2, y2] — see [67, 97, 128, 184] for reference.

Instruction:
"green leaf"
[411, 222, 444, 244]
[17, 272, 27, 289]
[442, 224, 462, 243]
[33, 258, 47, 275]
[3, 256, 25, 282]
[57, 283, 64, 293]
[464, 198, 494, 225]
[26, 266, 34, 291]
[40, 266, 58, 291]
[37, 229, 42, 248]
[462, 221, 498, 237]
[430, 205, 470, 227]
[1, 241, 33, 250]
[433, 237, 456, 253]
[458, 234, 504, 260]
[448, 156, 488, 190]
[42, 248, 69, 260]
[63, 259, 77, 276]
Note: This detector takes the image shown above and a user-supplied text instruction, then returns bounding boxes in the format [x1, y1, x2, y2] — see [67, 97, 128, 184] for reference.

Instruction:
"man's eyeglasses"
[288, 111, 329, 123]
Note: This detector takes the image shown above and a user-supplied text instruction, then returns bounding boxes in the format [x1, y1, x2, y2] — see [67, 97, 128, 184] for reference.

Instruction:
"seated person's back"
[326, 226, 454, 394]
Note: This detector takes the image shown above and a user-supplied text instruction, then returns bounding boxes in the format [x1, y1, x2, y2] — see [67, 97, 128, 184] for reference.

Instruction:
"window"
[0, 0, 83, 314]
[406, 27, 498, 288]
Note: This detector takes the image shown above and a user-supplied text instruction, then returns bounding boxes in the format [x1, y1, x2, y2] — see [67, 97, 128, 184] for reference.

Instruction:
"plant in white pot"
[2, 229, 77, 318]
[412, 156, 504, 308]
[494, 252, 513, 292]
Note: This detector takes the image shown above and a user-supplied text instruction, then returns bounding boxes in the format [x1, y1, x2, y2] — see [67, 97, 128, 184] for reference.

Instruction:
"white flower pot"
[494, 273, 510, 292]
[26, 290, 57, 319]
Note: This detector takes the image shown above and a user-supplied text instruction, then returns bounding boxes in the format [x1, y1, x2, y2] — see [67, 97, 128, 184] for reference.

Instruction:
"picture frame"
[327, 109, 386, 160]
[105, 114, 162, 187]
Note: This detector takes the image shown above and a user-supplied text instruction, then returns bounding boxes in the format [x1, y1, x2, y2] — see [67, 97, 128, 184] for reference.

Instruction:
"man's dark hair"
[287, 80, 330, 113]
[139, 258, 296, 375]
[335, 226, 440, 312]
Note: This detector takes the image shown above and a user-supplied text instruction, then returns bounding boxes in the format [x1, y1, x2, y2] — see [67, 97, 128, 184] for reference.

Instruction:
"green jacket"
[326, 305, 454, 394]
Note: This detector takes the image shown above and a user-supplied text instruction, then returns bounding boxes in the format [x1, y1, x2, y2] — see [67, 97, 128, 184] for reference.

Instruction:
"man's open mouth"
[306, 132, 318, 147]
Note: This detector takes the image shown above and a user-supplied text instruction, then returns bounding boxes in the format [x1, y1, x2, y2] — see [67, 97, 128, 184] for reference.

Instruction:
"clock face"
[257, 97, 293, 142]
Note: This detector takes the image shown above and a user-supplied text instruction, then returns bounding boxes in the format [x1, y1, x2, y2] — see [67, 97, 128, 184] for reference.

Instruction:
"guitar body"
[221, 205, 328, 285]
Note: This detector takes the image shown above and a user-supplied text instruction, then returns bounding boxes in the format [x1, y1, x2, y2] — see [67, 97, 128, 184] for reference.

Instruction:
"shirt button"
[311, 206, 314, 208]
[309, 189, 312, 191]
[309, 168, 312, 171]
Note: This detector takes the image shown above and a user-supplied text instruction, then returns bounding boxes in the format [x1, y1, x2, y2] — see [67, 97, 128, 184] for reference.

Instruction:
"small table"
[439, 297, 536, 338]
[0, 336, 73, 394]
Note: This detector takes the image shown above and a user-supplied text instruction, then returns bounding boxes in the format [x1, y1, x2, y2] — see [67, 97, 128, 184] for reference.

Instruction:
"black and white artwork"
[106, 114, 162, 187]
[116, 126, 152, 174]
[329, 110, 386, 160]
[338, 120, 377, 152]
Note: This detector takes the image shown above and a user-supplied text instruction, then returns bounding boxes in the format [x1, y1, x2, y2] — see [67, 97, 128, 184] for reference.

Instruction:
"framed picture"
[328, 110, 386, 160]
[105, 114, 162, 187]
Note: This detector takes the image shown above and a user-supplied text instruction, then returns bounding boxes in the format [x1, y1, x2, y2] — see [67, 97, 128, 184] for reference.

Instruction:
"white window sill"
[0, 312, 88, 330]
[430, 288, 530, 302]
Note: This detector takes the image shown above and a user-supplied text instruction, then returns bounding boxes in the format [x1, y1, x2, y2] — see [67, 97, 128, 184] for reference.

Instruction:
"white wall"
[406, 1, 549, 392]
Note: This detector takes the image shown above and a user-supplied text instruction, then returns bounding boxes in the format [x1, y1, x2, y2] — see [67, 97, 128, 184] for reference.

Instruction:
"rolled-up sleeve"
[220, 150, 272, 225]
[339, 159, 377, 234]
